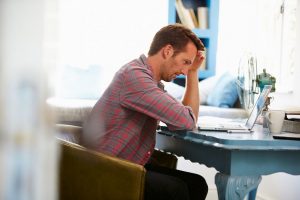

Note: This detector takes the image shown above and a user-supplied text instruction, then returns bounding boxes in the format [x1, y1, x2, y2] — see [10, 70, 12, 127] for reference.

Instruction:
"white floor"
[176, 157, 219, 200]
[206, 189, 266, 200]
[206, 189, 218, 200]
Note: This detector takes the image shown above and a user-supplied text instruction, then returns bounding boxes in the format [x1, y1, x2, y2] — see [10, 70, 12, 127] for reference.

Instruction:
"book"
[283, 110, 300, 133]
[286, 115, 300, 120]
[197, 7, 208, 29]
[282, 119, 300, 133]
[188, 9, 198, 28]
[175, 0, 196, 29]
[200, 50, 207, 70]
[273, 133, 300, 140]
[284, 107, 300, 120]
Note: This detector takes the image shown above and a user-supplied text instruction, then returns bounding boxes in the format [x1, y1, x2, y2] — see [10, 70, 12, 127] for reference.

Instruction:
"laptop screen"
[245, 85, 272, 129]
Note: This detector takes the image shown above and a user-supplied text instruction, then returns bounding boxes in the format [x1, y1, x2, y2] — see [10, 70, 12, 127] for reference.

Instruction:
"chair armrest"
[148, 149, 178, 169]
[58, 139, 145, 200]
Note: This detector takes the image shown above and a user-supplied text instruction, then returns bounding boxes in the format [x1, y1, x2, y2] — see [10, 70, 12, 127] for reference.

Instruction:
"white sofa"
[48, 74, 248, 125]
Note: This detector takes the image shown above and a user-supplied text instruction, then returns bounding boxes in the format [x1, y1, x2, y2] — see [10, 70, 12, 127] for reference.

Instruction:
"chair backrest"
[55, 124, 83, 144]
[58, 139, 146, 200]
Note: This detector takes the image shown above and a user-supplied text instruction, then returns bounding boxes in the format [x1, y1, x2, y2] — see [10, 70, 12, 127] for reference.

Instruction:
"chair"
[56, 124, 177, 200]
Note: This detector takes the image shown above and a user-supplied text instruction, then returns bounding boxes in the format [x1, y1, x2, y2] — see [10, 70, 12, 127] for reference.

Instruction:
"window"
[218, 0, 297, 94]
[256, 0, 297, 93]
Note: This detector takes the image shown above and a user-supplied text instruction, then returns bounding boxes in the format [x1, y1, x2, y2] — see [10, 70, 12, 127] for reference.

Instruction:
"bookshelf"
[168, 0, 219, 84]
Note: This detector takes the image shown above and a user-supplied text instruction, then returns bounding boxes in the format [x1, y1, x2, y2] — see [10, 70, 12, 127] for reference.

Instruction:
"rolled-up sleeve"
[120, 66, 196, 130]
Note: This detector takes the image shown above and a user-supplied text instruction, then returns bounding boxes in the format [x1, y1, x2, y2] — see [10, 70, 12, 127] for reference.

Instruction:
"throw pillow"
[163, 81, 185, 100]
[206, 72, 238, 108]
[199, 75, 220, 105]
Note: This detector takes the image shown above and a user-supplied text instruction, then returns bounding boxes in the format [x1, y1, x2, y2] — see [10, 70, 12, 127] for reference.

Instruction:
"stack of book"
[283, 110, 300, 133]
[175, 0, 208, 70]
[175, 0, 208, 30]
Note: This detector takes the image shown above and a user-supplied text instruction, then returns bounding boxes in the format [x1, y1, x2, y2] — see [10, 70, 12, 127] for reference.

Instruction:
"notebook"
[198, 85, 272, 133]
[273, 133, 300, 141]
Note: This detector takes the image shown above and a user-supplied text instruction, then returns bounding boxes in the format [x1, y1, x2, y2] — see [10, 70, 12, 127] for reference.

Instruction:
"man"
[83, 24, 208, 200]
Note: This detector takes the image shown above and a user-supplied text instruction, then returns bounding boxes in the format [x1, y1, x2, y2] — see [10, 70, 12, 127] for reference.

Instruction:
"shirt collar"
[139, 54, 150, 69]
[139, 54, 164, 91]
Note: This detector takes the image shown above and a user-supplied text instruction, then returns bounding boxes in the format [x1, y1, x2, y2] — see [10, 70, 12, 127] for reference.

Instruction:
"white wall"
[58, 0, 169, 90]
[216, 0, 259, 76]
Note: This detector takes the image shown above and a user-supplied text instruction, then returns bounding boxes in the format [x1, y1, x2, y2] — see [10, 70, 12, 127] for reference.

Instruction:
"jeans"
[144, 164, 208, 200]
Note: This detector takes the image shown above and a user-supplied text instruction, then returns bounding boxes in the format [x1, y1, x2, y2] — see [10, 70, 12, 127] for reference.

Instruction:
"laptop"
[198, 85, 273, 133]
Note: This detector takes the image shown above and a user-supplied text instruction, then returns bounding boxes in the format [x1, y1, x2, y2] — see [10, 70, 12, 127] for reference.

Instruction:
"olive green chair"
[56, 124, 177, 200]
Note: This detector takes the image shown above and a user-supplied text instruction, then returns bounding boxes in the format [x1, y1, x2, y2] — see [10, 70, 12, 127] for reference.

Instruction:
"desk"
[155, 125, 300, 200]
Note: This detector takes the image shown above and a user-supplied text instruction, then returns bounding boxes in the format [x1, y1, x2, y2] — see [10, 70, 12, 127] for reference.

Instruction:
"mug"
[265, 110, 286, 134]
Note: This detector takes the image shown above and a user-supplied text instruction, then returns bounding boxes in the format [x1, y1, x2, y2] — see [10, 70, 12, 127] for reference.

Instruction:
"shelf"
[192, 28, 211, 38]
[168, 0, 219, 84]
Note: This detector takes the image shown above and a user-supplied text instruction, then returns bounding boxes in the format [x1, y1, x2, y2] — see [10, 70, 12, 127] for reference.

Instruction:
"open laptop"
[198, 85, 272, 133]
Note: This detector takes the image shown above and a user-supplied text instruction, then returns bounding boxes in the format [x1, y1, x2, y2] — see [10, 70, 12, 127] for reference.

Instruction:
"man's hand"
[189, 51, 205, 72]
[182, 51, 204, 123]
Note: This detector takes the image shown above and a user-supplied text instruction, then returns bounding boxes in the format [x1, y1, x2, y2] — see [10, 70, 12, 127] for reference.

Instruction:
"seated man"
[82, 24, 208, 200]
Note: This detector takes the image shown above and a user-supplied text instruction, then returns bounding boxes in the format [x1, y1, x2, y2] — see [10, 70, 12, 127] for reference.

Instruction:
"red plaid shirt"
[83, 55, 196, 165]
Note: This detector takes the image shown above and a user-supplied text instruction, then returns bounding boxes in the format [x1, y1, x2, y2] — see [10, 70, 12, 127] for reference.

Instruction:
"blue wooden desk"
[155, 125, 300, 200]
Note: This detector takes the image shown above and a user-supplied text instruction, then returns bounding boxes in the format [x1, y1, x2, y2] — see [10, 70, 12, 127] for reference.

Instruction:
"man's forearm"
[182, 70, 200, 121]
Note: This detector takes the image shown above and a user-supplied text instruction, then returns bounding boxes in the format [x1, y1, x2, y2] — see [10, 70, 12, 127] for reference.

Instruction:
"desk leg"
[215, 173, 262, 200]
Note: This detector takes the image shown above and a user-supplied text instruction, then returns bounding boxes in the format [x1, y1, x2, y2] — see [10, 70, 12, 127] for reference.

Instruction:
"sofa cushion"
[198, 75, 220, 105]
[163, 81, 185, 100]
[163, 75, 220, 105]
[55, 124, 83, 144]
[206, 72, 238, 108]
[199, 105, 248, 118]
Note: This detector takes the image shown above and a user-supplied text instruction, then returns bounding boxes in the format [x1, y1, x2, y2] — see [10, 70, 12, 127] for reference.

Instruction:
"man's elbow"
[185, 119, 196, 130]
[168, 118, 195, 131]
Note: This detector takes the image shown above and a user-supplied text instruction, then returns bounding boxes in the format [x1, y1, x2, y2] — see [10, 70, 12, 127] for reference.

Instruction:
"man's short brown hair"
[148, 24, 205, 56]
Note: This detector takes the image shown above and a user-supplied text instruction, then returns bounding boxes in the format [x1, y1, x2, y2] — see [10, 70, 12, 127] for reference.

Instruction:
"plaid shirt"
[83, 54, 196, 165]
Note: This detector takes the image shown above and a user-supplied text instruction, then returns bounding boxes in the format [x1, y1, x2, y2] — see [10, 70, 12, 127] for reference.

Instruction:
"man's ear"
[162, 44, 174, 59]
